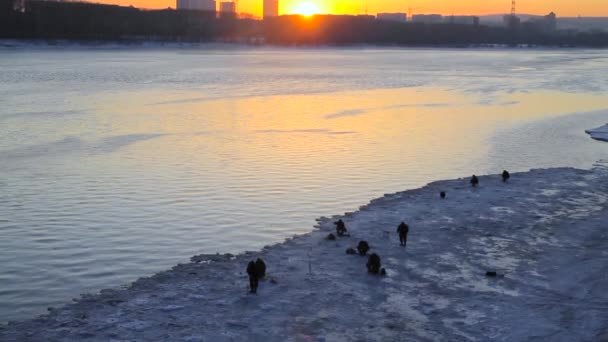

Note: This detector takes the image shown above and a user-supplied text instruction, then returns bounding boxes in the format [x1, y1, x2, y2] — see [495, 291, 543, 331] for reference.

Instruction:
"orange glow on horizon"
[94, 0, 608, 18]
[291, 2, 320, 16]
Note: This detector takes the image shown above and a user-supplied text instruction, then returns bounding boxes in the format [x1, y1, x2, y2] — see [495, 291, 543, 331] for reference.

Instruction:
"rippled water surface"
[1, 46, 608, 321]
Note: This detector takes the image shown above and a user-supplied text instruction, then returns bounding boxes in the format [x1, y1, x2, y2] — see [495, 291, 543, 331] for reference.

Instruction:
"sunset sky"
[97, 0, 608, 18]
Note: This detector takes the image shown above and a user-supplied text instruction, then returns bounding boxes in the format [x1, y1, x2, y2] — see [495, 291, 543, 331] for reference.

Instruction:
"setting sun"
[293, 2, 320, 16]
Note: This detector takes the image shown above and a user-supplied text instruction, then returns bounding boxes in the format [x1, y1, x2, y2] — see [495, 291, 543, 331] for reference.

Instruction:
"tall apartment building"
[412, 14, 443, 24]
[445, 15, 480, 25]
[219, 1, 236, 18]
[263, 0, 278, 19]
[377, 13, 407, 22]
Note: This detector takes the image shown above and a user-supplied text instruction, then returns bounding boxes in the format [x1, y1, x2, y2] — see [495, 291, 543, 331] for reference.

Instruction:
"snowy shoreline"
[2, 167, 608, 341]
[586, 124, 608, 142]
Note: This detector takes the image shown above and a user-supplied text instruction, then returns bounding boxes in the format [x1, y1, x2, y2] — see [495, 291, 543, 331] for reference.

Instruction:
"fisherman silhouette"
[502, 170, 510, 182]
[470, 175, 479, 187]
[334, 219, 348, 236]
[357, 240, 370, 255]
[255, 258, 266, 279]
[247, 261, 258, 294]
[367, 253, 381, 274]
[396, 222, 409, 247]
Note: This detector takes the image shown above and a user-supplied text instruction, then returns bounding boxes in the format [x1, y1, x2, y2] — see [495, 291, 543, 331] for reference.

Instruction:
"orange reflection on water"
[91, 86, 608, 204]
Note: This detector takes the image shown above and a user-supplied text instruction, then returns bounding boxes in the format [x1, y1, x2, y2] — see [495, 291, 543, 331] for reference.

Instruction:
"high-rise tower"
[219, 1, 236, 18]
[263, 0, 278, 19]
[503, 0, 520, 29]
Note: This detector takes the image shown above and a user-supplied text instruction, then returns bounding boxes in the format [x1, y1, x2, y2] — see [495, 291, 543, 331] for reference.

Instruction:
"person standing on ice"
[470, 175, 479, 187]
[247, 261, 259, 294]
[502, 170, 510, 182]
[255, 258, 266, 279]
[397, 222, 409, 247]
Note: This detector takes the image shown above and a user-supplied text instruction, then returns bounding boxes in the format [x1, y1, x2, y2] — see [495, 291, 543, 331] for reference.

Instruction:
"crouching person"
[334, 219, 348, 237]
[367, 253, 381, 274]
[357, 241, 370, 255]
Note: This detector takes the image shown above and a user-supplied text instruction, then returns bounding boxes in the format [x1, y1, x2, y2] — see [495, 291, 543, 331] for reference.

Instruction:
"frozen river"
[1, 45, 607, 322]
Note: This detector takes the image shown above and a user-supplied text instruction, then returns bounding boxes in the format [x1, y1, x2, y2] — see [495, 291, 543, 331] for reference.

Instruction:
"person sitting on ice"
[367, 253, 381, 274]
[255, 258, 266, 279]
[440, 191, 446, 199]
[334, 219, 348, 237]
[247, 260, 259, 294]
[470, 175, 479, 187]
[396, 222, 409, 247]
[357, 240, 370, 255]
[502, 170, 510, 182]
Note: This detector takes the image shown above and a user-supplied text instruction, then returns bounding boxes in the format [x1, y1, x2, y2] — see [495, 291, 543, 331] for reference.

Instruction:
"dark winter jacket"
[397, 223, 409, 236]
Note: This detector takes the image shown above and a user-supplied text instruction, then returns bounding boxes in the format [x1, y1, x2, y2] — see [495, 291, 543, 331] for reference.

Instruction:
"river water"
[1, 46, 607, 322]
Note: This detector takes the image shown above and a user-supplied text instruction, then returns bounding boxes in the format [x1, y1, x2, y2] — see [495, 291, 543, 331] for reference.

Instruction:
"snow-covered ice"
[586, 124, 608, 142]
[2, 167, 608, 341]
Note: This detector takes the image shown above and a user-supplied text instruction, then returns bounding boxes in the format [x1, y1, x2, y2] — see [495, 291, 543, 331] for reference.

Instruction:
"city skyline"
[90, 0, 608, 18]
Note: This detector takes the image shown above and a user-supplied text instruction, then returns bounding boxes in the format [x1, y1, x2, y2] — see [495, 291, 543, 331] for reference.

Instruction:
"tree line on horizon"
[1, 0, 608, 47]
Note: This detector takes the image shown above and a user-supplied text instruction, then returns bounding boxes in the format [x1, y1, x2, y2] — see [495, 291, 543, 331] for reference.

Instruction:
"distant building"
[544, 12, 557, 32]
[523, 12, 558, 33]
[219, 1, 235, 17]
[377, 12, 407, 23]
[176, 0, 215, 11]
[263, 0, 278, 19]
[445, 15, 479, 26]
[356, 14, 375, 19]
[503, 14, 521, 29]
[412, 14, 443, 24]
